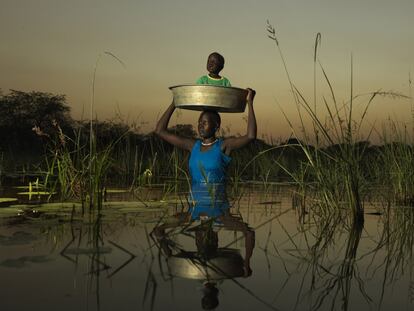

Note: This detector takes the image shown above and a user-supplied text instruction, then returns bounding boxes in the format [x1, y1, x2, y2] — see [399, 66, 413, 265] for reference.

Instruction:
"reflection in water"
[0, 231, 38, 246]
[0, 255, 52, 268]
[310, 221, 364, 311]
[373, 206, 414, 308]
[279, 197, 368, 311]
[189, 182, 229, 220]
[59, 213, 137, 311]
[152, 182, 258, 309]
[3, 184, 414, 310]
[152, 216, 256, 310]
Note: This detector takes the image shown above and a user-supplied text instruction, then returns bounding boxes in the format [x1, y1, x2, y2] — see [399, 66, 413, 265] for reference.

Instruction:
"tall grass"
[88, 52, 125, 210]
[40, 52, 127, 212]
[266, 21, 410, 223]
[42, 122, 116, 212]
[372, 124, 414, 205]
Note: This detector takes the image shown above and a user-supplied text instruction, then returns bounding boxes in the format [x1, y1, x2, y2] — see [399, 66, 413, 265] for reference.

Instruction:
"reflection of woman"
[152, 214, 255, 310]
[152, 215, 255, 277]
[190, 182, 229, 220]
[155, 88, 257, 219]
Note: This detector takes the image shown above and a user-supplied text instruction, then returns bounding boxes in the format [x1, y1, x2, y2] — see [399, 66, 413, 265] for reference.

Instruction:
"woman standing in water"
[155, 88, 257, 219]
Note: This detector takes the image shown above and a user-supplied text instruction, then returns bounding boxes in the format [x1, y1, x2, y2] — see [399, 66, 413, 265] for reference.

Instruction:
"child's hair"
[200, 110, 221, 128]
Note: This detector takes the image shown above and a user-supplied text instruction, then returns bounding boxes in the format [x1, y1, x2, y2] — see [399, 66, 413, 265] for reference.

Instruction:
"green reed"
[371, 123, 414, 205]
[42, 52, 132, 212]
[266, 21, 410, 223]
[42, 122, 117, 212]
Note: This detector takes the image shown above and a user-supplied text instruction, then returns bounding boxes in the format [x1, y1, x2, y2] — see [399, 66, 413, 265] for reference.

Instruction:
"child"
[196, 52, 231, 87]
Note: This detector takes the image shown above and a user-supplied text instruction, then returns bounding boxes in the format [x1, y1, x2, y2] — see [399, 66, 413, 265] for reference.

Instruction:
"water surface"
[0, 184, 413, 310]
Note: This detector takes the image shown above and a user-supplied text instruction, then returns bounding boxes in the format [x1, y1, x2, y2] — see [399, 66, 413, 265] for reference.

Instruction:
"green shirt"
[196, 75, 231, 87]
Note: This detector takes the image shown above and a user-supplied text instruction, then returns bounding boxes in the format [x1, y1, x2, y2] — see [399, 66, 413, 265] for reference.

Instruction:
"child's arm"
[155, 102, 195, 151]
[221, 88, 256, 155]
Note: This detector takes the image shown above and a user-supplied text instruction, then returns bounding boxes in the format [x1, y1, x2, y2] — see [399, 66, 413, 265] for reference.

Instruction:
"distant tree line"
[0, 90, 72, 166]
[2, 89, 393, 183]
[0, 90, 204, 173]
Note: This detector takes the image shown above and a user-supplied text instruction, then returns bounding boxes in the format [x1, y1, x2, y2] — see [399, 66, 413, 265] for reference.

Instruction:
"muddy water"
[0, 184, 413, 310]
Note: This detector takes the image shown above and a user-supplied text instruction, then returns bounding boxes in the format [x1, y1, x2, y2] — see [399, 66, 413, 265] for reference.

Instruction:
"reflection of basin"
[170, 85, 248, 112]
[167, 249, 244, 280]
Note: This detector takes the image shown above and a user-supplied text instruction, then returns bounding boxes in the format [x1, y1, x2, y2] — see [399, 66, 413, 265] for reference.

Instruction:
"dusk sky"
[1, 0, 413, 141]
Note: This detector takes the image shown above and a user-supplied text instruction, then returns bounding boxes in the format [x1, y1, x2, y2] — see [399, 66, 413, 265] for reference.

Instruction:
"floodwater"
[1, 183, 414, 311]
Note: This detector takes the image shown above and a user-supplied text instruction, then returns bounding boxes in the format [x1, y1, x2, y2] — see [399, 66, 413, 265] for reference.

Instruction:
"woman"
[155, 88, 257, 219]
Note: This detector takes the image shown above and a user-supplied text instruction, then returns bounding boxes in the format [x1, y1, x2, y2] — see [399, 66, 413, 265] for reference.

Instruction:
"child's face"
[206, 55, 223, 75]
[198, 113, 217, 138]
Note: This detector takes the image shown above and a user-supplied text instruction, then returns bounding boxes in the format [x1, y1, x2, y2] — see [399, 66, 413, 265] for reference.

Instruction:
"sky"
[1, 0, 413, 142]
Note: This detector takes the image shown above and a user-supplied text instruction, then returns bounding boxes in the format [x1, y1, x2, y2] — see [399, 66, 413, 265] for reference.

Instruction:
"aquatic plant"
[266, 21, 409, 223]
[371, 122, 414, 205]
[35, 117, 118, 214]
[33, 53, 130, 212]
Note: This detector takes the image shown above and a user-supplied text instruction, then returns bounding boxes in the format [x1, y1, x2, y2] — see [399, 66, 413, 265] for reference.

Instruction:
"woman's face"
[198, 113, 217, 139]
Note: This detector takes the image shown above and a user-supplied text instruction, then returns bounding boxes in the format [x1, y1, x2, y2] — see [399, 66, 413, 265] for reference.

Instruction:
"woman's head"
[198, 110, 221, 139]
[202, 282, 219, 310]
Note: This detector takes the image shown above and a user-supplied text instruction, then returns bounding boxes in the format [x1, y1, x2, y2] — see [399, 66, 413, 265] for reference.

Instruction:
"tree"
[0, 89, 73, 156]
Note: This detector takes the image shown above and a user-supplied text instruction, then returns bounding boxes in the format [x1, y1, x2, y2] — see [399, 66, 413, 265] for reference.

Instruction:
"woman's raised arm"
[155, 102, 195, 151]
[221, 88, 257, 155]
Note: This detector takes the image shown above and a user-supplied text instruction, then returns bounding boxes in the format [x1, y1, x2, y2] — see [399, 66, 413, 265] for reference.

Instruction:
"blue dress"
[188, 139, 231, 219]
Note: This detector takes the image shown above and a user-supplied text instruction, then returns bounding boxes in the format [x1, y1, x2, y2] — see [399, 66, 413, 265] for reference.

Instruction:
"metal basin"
[170, 84, 248, 113]
[167, 249, 244, 280]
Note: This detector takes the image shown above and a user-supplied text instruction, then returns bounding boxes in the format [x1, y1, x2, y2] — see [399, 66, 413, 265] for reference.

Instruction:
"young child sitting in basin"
[196, 52, 231, 87]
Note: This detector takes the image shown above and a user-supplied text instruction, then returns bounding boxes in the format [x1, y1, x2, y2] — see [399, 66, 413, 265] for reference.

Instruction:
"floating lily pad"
[162, 198, 186, 204]
[0, 231, 38, 246]
[0, 207, 23, 218]
[7, 204, 34, 209]
[103, 201, 168, 208]
[0, 255, 52, 268]
[36, 202, 82, 211]
[17, 191, 56, 195]
[105, 189, 129, 193]
[117, 207, 167, 213]
[0, 198, 18, 203]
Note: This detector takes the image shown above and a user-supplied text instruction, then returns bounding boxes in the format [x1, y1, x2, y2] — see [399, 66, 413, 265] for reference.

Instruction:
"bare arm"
[222, 88, 257, 155]
[155, 102, 195, 151]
